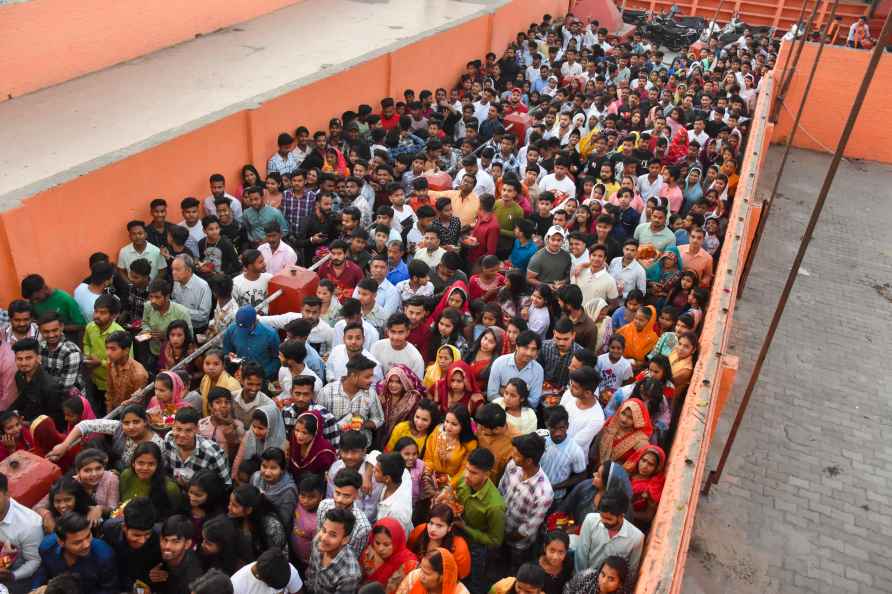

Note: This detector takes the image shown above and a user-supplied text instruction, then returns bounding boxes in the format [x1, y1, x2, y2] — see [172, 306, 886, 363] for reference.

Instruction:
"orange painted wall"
[0, 0, 303, 101]
[0, 0, 568, 304]
[771, 41, 892, 163]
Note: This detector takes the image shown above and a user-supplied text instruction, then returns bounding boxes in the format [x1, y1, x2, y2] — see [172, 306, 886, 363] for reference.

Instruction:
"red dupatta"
[626, 444, 667, 509]
[365, 518, 418, 587]
[598, 398, 653, 464]
[431, 281, 470, 321]
[430, 361, 481, 413]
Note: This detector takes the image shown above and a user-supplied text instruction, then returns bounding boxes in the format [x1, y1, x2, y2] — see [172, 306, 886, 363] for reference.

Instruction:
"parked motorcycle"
[638, 5, 705, 52]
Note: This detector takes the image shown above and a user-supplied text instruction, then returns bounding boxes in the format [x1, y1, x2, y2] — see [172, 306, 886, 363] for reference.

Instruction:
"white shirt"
[118, 242, 167, 280]
[203, 192, 243, 220]
[607, 257, 647, 297]
[559, 391, 605, 454]
[352, 280, 400, 319]
[230, 562, 304, 594]
[278, 365, 323, 398]
[257, 241, 298, 275]
[72, 283, 102, 320]
[454, 168, 496, 197]
[179, 220, 206, 244]
[369, 339, 425, 379]
[637, 173, 664, 202]
[332, 319, 379, 352]
[232, 273, 274, 312]
[325, 344, 383, 384]
[596, 353, 634, 391]
[0, 498, 44, 581]
[538, 173, 577, 200]
[368, 455, 414, 535]
[687, 129, 710, 146]
[577, 266, 619, 307]
[472, 100, 492, 124]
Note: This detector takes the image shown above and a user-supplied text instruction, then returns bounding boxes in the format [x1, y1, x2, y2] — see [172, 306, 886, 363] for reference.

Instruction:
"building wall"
[771, 41, 892, 164]
[0, 0, 304, 101]
[0, 0, 567, 303]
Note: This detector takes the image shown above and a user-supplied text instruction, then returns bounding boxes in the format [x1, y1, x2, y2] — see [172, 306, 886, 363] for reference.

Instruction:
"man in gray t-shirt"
[527, 225, 572, 287]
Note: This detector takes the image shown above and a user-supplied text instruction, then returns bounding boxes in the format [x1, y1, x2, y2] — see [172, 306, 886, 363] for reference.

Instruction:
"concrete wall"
[634, 72, 776, 594]
[0, 0, 304, 101]
[0, 0, 567, 303]
[771, 41, 892, 163]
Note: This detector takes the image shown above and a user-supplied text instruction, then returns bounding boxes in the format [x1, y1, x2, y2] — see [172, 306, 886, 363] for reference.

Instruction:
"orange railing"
[633, 72, 776, 594]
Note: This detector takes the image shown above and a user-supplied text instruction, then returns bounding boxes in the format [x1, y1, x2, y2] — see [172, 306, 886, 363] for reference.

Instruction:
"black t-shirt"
[103, 521, 162, 592]
[530, 213, 554, 237]
[156, 550, 203, 594]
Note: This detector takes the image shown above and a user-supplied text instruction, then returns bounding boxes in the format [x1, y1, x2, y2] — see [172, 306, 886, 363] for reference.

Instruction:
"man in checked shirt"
[498, 432, 554, 571]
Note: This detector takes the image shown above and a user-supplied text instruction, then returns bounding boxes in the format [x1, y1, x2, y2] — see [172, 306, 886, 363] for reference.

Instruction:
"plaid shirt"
[162, 432, 231, 486]
[315, 499, 371, 558]
[282, 190, 316, 233]
[316, 380, 384, 447]
[306, 537, 362, 594]
[538, 340, 585, 389]
[492, 151, 521, 178]
[268, 151, 299, 175]
[498, 459, 554, 549]
[282, 403, 341, 448]
[40, 340, 85, 392]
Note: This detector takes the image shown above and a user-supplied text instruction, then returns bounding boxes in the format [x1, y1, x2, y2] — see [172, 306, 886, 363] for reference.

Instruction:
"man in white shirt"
[538, 157, 577, 201]
[352, 256, 401, 318]
[453, 156, 496, 197]
[0, 472, 44, 592]
[232, 250, 274, 312]
[202, 173, 243, 220]
[326, 321, 383, 384]
[608, 239, 647, 298]
[179, 197, 206, 245]
[230, 548, 303, 594]
[560, 367, 605, 454]
[575, 244, 620, 309]
[687, 116, 710, 147]
[371, 452, 414, 535]
[369, 314, 425, 379]
[118, 220, 167, 281]
[170, 254, 213, 331]
[332, 299, 379, 352]
[560, 49, 584, 78]
[637, 161, 664, 202]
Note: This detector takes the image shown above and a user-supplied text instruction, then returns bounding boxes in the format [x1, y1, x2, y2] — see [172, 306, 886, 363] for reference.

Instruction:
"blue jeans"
[468, 542, 490, 594]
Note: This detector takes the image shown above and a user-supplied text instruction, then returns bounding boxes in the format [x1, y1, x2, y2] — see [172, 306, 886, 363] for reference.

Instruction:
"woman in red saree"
[625, 444, 666, 530]
[598, 398, 653, 465]
[464, 327, 504, 387]
[362, 518, 419, 594]
[665, 127, 690, 166]
[289, 410, 337, 479]
[428, 361, 484, 416]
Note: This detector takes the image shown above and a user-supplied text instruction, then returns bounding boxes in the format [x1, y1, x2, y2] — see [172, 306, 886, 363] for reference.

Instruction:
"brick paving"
[682, 147, 892, 594]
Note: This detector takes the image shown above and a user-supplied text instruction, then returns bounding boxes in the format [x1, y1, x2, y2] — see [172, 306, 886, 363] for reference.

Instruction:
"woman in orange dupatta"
[598, 398, 653, 465]
[616, 305, 659, 369]
[395, 548, 469, 594]
[362, 518, 419, 594]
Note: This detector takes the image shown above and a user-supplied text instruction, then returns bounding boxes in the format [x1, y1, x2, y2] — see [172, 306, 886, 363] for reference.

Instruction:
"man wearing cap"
[575, 490, 644, 578]
[222, 305, 281, 380]
[526, 226, 572, 289]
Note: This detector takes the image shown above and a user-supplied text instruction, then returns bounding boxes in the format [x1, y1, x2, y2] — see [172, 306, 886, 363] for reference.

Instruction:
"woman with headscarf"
[395, 548, 469, 594]
[147, 371, 192, 432]
[665, 127, 690, 166]
[422, 345, 462, 390]
[682, 167, 704, 215]
[624, 444, 667, 530]
[645, 247, 683, 306]
[377, 365, 425, 448]
[428, 361, 484, 415]
[363, 518, 419, 594]
[288, 410, 336, 478]
[598, 399, 653, 465]
[430, 281, 471, 324]
[616, 305, 660, 369]
[232, 403, 287, 480]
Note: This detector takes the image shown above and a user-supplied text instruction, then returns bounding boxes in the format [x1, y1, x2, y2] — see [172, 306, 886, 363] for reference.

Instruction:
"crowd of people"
[0, 9, 775, 594]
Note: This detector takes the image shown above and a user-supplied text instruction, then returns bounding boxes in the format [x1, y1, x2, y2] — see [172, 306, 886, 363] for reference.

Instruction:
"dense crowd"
[0, 10, 776, 594]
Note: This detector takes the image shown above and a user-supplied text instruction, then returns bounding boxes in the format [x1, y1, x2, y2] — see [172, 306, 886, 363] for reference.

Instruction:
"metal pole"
[704, 9, 892, 495]
[771, 0, 822, 122]
[739, 0, 839, 295]
[772, 0, 809, 87]
[708, 0, 726, 39]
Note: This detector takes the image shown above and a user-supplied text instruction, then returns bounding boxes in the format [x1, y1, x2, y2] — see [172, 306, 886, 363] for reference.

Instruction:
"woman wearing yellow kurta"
[422, 405, 477, 492]
[198, 349, 242, 415]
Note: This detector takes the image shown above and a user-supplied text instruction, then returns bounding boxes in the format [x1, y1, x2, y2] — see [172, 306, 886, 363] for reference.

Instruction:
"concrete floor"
[0, 0, 504, 208]
[683, 147, 892, 593]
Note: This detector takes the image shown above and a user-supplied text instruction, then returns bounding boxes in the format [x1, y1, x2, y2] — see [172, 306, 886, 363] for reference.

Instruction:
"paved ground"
[682, 147, 892, 594]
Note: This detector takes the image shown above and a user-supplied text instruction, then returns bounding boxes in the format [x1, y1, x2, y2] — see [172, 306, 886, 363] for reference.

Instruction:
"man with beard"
[281, 375, 341, 448]
[317, 240, 364, 303]
[202, 173, 242, 219]
[295, 192, 339, 266]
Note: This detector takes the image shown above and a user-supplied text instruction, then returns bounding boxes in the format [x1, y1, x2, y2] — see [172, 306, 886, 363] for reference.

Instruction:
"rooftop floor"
[683, 147, 892, 593]
[0, 0, 501, 209]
